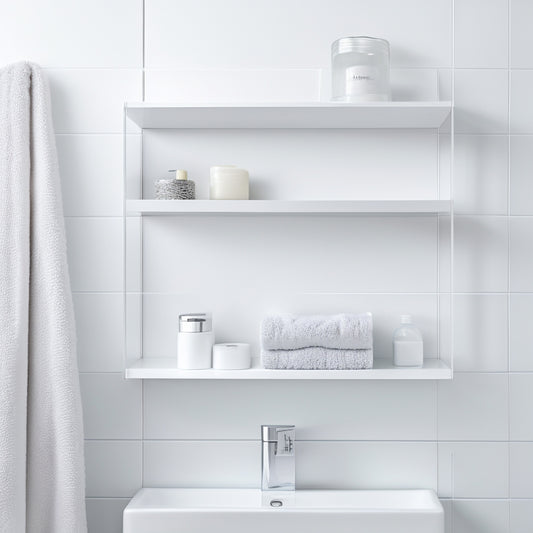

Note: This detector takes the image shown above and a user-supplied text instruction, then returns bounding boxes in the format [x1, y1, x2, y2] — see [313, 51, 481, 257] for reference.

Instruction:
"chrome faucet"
[261, 425, 295, 491]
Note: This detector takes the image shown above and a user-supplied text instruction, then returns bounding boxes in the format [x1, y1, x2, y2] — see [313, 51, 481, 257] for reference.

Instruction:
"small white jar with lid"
[177, 313, 214, 369]
[212, 343, 251, 370]
[331, 36, 391, 102]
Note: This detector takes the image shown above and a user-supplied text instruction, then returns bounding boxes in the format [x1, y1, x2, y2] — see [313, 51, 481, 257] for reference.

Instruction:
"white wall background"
[2, 1, 533, 531]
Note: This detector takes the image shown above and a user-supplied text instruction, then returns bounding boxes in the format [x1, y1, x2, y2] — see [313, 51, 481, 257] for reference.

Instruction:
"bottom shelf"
[125, 357, 452, 380]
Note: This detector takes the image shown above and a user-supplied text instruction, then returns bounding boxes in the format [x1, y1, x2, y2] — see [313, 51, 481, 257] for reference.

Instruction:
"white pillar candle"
[210, 165, 249, 200]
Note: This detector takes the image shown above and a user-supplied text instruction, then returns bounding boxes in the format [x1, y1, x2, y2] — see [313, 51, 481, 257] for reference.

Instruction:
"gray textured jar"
[155, 169, 195, 200]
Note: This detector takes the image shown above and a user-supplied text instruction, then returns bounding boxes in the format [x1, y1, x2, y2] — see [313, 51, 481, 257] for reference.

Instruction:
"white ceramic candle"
[210, 165, 249, 200]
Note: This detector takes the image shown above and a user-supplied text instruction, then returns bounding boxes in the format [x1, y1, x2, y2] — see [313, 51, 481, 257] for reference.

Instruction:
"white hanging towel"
[0, 62, 87, 532]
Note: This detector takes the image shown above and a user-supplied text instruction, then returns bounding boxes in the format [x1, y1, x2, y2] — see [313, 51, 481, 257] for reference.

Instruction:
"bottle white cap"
[400, 314, 412, 324]
[169, 169, 188, 181]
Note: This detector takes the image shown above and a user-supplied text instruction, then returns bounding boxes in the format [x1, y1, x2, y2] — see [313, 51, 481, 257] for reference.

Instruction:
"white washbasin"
[123, 488, 444, 533]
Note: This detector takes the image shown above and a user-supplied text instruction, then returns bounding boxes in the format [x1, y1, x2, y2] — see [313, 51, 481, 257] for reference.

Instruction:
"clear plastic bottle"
[331, 36, 391, 102]
[393, 315, 423, 367]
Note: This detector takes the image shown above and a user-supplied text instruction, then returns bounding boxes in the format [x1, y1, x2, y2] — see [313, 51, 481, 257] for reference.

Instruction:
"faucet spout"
[261, 425, 295, 491]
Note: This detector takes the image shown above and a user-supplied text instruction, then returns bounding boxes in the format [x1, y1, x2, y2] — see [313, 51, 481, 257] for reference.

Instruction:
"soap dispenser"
[155, 169, 195, 200]
[393, 315, 423, 367]
[177, 313, 214, 369]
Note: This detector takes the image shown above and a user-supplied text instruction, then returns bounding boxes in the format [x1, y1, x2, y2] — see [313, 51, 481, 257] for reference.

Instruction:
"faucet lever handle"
[275, 427, 295, 456]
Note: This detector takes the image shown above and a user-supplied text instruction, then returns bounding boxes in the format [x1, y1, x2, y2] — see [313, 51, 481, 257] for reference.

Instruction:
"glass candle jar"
[331, 36, 391, 102]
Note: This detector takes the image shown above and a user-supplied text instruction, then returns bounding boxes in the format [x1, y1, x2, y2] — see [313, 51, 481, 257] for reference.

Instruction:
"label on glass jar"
[345, 65, 381, 97]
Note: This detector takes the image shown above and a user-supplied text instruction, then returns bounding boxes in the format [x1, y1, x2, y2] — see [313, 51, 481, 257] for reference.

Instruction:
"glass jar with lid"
[331, 36, 391, 102]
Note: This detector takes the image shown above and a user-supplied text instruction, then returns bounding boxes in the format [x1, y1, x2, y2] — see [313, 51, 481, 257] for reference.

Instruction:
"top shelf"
[125, 101, 452, 129]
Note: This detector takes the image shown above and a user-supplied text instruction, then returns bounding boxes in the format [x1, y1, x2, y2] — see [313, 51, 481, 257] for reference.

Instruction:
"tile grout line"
[76, 290, 533, 295]
[450, 1, 455, 528]
[141, 0, 146, 494]
[37, 66, 533, 71]
[79, 370, 533, 375]
[83, 438, 533, 443]
[507, 0, 512, 524]
[142, 0, 146, 101]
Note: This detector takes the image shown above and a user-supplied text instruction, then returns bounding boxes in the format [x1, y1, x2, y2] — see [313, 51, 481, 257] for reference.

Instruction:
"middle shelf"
[126, 199, 451, 216]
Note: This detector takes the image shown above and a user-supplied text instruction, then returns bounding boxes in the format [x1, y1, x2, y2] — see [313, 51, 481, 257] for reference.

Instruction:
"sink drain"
[270, 500, 283, 508]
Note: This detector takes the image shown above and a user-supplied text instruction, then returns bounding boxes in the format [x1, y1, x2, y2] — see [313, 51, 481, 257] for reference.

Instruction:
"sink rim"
[125, 488, 444, 514]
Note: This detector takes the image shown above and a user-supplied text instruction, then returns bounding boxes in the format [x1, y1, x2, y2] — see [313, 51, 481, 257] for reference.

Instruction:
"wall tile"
[454, 216, 509, 293]
[511, 500, 533, 533]
[511, 442, 533, 497]
[80, 374, 141, 440]
[143, 216, 438, 294]
[0, 0, 142, 68]
[46, 69, 142, 133]
[144, 441, 260, 488]
[438, 68, 453, 100]
[85, 441, 142, 497]
[453, 294, 508, 371]
[454, 69, 509, 134]
[438, 442, 509, 498]
[390, 69, 440, 101]
[144, 380, 437, 441]
[511, 217, 533, 291]
[298, 441, 437, 490]
[438, 373, 509, 441]
[454, 135, 508, 215]
[65, 218, 123, 292]
[145, 0, 451, 69]
[510, 374, 533, 440]
[511, 0, 533, 68]
[86, 499, 129, 533]
[143, 440, 437, 491]
[73, 293, 124, 373]
[511, 136, 533, 215]
[510, 294, 533, 371]
[57, 135, 123, 217]
[438, 217, 452, 295]
[454, 0, 508, 68]
[145, 69, 321, 102]
[511, 70, 533, 134]
[453, 500, 510, 533]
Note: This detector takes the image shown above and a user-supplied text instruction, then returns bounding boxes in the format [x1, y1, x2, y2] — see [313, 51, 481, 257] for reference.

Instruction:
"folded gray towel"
[261, 313, 373, 351]
[262, 347, 373, 370]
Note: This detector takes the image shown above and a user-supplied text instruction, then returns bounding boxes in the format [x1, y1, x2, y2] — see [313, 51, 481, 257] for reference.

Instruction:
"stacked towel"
[261, 313, 373, 370]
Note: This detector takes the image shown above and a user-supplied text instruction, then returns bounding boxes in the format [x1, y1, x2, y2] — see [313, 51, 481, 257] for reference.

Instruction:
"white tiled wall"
[2, 0, 532, 531]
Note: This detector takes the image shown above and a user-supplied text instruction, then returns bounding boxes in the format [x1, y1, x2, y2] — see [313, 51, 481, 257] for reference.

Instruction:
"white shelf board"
[126, 199, 451, 216]
[125, 101, 452, 129]
[125, 357, 452, 380]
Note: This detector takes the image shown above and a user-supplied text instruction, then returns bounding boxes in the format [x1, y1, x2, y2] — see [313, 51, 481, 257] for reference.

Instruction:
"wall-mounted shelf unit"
[126, 199, 451, 216]
[125, 357, 452, 380]
[124, 100, 454, 381]
[126, 101, 451, 129]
